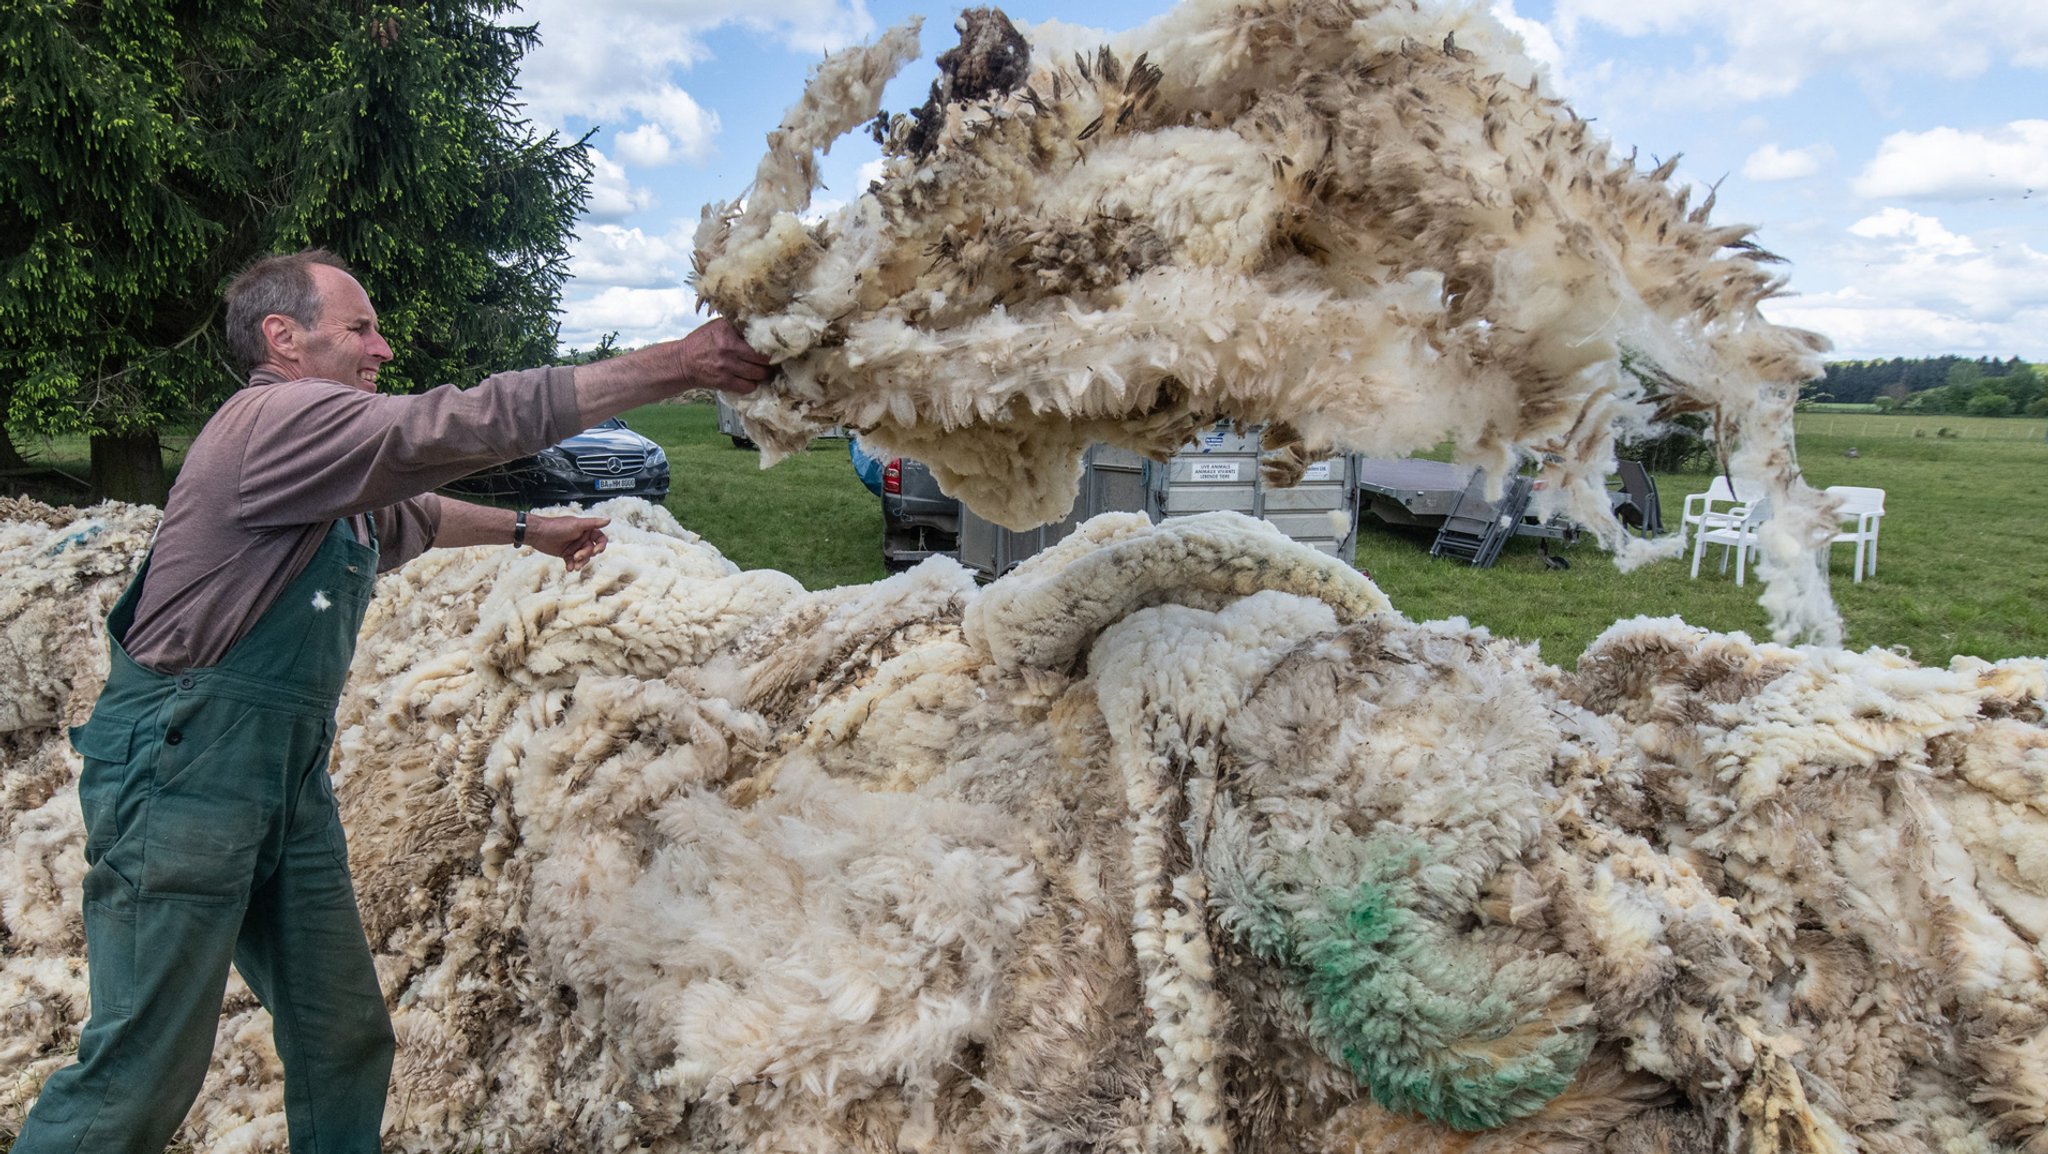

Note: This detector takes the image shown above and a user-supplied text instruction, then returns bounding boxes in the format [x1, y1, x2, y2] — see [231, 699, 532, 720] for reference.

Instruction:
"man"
[12, 249, 773, 1153]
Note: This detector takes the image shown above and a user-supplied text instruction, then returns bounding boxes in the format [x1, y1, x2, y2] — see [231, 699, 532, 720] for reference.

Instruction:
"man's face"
[271, 265, 394, 391]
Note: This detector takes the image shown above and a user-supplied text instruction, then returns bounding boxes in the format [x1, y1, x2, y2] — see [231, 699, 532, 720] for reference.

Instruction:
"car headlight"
[535, 449, 582, 478]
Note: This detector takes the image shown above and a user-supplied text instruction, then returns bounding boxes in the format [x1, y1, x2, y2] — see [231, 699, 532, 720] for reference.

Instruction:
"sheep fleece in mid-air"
[697, 0, 1842, 643]
[2, 496, 2046, 1154]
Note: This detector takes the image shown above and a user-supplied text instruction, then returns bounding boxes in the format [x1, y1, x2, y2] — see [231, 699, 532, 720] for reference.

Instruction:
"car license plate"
[595, 477, 635, 491]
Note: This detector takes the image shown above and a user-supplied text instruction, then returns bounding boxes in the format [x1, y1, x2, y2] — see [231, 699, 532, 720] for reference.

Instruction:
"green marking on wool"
[1218, 833, 1590, 1131]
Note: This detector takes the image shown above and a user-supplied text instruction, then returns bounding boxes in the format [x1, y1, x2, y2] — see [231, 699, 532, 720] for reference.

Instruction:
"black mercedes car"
[442, 417, 670, 505]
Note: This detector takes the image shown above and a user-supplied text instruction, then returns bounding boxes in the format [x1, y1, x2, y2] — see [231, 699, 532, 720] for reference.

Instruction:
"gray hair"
[223, 248, 352, 374]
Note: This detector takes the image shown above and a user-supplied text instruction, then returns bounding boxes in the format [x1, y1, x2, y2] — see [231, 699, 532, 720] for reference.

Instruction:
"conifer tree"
[1, 0, 590, 501]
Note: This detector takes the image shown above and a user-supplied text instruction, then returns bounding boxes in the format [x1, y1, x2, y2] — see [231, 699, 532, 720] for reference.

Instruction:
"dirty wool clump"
[3, 494, 2046, 1154]
[695, 0, 1841, 643]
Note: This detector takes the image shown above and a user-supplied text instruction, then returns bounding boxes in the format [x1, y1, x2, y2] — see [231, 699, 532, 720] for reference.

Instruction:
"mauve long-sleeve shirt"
[122, 364, 582, 672]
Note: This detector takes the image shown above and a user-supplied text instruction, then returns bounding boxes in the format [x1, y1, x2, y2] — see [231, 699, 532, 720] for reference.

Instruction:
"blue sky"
[509, 0, 2047, 363]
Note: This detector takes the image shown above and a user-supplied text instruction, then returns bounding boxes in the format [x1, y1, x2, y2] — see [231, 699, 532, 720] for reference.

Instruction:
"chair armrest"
[1697, 502, 1754, 530]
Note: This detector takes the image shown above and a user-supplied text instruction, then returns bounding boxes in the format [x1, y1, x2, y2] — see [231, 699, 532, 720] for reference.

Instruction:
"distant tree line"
[1813, 357, 2046, 416]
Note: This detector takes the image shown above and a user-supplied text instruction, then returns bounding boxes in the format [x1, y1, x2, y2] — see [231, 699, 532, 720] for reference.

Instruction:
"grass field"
[622, 403, 882, 590]
[7, 403, 2044, 668]
[637, 404, 2048, 667]
[1795, 412, 2048, 441]
[1356, 426, 2048, 667]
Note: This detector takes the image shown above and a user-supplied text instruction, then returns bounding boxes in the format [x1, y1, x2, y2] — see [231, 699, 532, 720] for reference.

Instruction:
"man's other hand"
[679, 317, 774, 396]
[526, 514, 610, 571]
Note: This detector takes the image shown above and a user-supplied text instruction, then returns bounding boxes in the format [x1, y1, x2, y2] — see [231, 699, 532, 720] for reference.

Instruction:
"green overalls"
[15, 518, 395, 1154]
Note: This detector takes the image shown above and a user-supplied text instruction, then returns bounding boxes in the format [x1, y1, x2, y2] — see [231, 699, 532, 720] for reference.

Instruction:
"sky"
[508, 0, 2048, 363]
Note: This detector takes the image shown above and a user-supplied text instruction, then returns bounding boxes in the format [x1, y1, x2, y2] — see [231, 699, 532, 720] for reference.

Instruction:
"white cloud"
[559, 286, 707, 350]
[1763, 210, 2048, 356]
[568, 224, 692, 288]
[1761, 296, 2035, 358]
[1853, 121, 2048, 200]
[732, 0, 883, 56]
[614, 124, 678, 168]
[513, 0, 876, 163]
[1551, 0, 2048, 104]
[636, 85, 719, 160]
[1846, 208, 1976, 256]
[1742, 143, 1830, 182]
[583, 149, 655, 221]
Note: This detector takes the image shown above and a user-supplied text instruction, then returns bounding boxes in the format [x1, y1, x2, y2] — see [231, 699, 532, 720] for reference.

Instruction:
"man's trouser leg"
[232, 761, 394, 1153]
[9, 835, 244, 1152]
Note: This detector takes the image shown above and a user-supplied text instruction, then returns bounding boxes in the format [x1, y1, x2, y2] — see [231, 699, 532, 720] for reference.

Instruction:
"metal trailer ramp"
[1429, 473, 1534, 568]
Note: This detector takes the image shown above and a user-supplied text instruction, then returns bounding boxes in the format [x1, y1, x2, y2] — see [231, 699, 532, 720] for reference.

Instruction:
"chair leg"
[1853, 540, 1865, 583]
[1734, 540, 1748, 586]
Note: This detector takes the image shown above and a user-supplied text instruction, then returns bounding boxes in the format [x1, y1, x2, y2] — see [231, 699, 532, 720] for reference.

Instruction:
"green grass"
[627, 403, 2044, 667]
[622, 403, 884, 591]
[9, 403, 2044, 666]
[1357, 422, 2047, 666]
[1795, 412, 2048, 441]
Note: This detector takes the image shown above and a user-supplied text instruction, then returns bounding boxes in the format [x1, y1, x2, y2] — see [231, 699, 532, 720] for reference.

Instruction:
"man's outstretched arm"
[573, 317, 772, 422]
[433, 496, 610, 571]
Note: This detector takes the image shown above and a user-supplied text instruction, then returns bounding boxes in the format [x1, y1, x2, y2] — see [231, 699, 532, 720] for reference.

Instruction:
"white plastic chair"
[1690, 499, 1771, 586]
[1824, 486, 1886, 582]
[1679, 476, 1750, 548]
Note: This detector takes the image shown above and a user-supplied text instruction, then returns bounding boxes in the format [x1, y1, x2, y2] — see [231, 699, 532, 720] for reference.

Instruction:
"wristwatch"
[514, 509, 528, 546]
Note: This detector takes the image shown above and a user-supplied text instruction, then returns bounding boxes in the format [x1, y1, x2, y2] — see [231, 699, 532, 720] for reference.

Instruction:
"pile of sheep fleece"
[4, 494, 2047, 1154]
[697, 0, 1842, 645]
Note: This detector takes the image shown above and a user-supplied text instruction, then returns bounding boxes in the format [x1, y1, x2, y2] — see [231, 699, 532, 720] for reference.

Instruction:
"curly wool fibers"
[696, 0, 1841, 645]
[3, 496, 2045, 1153]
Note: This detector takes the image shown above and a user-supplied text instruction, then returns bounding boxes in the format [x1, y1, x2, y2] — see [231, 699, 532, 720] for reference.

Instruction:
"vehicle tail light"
[882, 459, 903, 495]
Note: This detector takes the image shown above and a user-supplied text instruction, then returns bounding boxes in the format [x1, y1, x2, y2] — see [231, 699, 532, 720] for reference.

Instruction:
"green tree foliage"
[1616, 353, 1718, 472]
[1816, 355, 2033, 407]
[1, 0, 590, 500]
[1965, 392, 2016, 417]
[1615, 412, 1715, 473]
[561, 331, 622, 364]
[1900, 366, 2044, 416]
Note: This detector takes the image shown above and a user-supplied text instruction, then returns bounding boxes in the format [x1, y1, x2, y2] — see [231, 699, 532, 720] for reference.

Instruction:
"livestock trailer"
[956, 424, 1361, 582]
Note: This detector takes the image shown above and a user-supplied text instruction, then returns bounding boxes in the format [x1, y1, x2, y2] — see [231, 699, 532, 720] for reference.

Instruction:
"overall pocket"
[81, 854, 141, 1018]
[289, 718, 352, 871]
[142, 697, 271, 902]
[71, 713, 144, 858]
